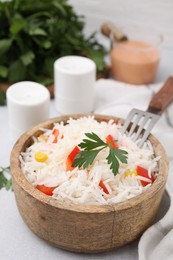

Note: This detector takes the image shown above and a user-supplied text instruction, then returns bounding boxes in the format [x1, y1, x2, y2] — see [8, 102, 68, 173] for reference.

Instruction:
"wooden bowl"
[10, 114, 168, 253]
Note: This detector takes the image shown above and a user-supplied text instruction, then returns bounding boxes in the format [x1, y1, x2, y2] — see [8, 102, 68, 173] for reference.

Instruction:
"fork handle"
[147, 76, 173, 115]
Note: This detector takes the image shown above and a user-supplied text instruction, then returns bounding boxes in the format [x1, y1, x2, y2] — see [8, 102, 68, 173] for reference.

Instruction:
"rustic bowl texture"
[10, 114, 168, 253]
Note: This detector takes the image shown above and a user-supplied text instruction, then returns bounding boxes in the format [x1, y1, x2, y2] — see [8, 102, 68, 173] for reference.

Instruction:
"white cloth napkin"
[94, 79, 173, 260]
[138, 186, 173, 260]
[94, 78, 173, 141]
[94, 79, 152, 119]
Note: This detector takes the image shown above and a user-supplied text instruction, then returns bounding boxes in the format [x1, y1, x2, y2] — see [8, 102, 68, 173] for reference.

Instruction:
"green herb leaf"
[0, 173, 7, 189]
[0, 65, 8, 78]
[79, 132, 106, 151]
[0, 39, 12, 57]
[53, 1, 67, 16]
[73, 132, 128, 175]
[0, 167, 13, 191]
[10, 14, 26, 35]
[112, 148, 128, 164]
[106, 147, 128, 174]
[106, 148, 120, 174]
[73, 148, 104, 169]
[0, 91, 6, 106]
[8, 60, 26, 81]
[42, 39, 52, 49]
[20, 51, 35, 66]
[28, 27, 47, 36]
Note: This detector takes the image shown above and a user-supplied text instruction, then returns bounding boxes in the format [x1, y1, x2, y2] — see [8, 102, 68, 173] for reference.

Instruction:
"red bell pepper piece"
[52, 129, 59, 143]
[66, 146, 80, 171]
[106, 134, 119, 149]
[103, 120, 118, 125]
[52, 129, 63, 143]
[99, 180, 109, 194]
[136, 166, 154, 187]
[111, 121, 118, 125]
[36, 185, 57, 196]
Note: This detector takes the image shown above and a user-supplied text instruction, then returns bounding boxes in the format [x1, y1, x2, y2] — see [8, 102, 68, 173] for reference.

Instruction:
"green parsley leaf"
[0, 166, 13, 191]
[0, 172, 7, 189]
[0, 91, 6, 106]
[106, 148, 120, 174]
[73, 148, 104, 169]
[20, 51, 35, 66]
[112, 148, 128, 164]
[73, 132, 128, 175]
[0, 65, 8, 78]
[78, 132, 106, 151]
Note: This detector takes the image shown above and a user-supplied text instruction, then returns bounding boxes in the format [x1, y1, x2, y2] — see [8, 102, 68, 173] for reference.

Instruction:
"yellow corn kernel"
[35, 151, 48, 162]
[39, 134, 47, 142]
[125, 170, 137, 177]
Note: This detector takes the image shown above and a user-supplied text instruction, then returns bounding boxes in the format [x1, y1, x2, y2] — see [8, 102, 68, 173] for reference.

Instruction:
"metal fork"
[121, 77, 173, 147]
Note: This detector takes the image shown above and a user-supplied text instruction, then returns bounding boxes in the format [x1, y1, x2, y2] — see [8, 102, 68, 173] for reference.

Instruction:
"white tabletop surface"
[0, 47, 173, 260]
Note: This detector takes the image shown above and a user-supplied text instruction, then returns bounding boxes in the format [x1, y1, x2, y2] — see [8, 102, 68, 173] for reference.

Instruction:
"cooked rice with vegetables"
[20, 116, 160, 205]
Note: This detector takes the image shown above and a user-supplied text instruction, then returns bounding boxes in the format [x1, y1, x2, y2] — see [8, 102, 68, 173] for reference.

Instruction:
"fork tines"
[121, 109, 160, 148]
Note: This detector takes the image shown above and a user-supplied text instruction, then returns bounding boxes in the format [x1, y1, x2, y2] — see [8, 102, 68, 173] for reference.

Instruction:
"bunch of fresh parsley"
[0, 0, 106, 91]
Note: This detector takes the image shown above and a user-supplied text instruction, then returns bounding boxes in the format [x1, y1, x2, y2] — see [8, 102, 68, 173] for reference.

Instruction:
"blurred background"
[69, 0, 173, 83]
[69, 0, 173, 49]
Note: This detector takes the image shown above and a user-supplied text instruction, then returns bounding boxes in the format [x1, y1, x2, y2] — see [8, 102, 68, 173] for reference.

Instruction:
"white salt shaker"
[7, 81, 50, 141]
[54, 56, 96, 114]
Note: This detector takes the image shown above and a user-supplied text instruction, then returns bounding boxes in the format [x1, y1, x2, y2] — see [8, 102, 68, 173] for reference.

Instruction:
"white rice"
[20, 116, 160, 205]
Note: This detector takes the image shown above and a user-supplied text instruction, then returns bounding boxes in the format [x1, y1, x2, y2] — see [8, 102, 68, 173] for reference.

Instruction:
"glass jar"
[110, 26, 163, 85]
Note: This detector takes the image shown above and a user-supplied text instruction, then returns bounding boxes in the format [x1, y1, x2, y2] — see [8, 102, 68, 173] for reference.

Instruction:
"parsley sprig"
[73, 132, 128, 175]
[0, 166, 12, 191]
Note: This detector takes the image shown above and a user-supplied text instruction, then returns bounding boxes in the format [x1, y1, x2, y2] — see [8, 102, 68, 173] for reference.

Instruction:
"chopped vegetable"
[39, 134, 47, 142]
[125, 170, 137, 177]
[36, 185, 56, 196]
[106, 134, 119, 149]
[35, 151, 48, 162]
[103, 120, 117, 125]
[136, 166, 154, 186]
[73, 132, 128, 175]
[52, 129, 64, 143]
[52, 129, 59, 143]
[99, 180, 109, 194]
[66, 146, 80, 171]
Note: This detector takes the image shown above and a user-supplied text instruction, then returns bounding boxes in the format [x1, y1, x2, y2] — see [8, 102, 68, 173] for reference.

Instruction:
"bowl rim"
[10, 113, 169, 213]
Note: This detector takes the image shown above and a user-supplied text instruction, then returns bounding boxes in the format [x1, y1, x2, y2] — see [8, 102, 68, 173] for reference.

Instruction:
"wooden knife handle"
[101, 22, 128, 42]
[148, 77, 173, 114]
